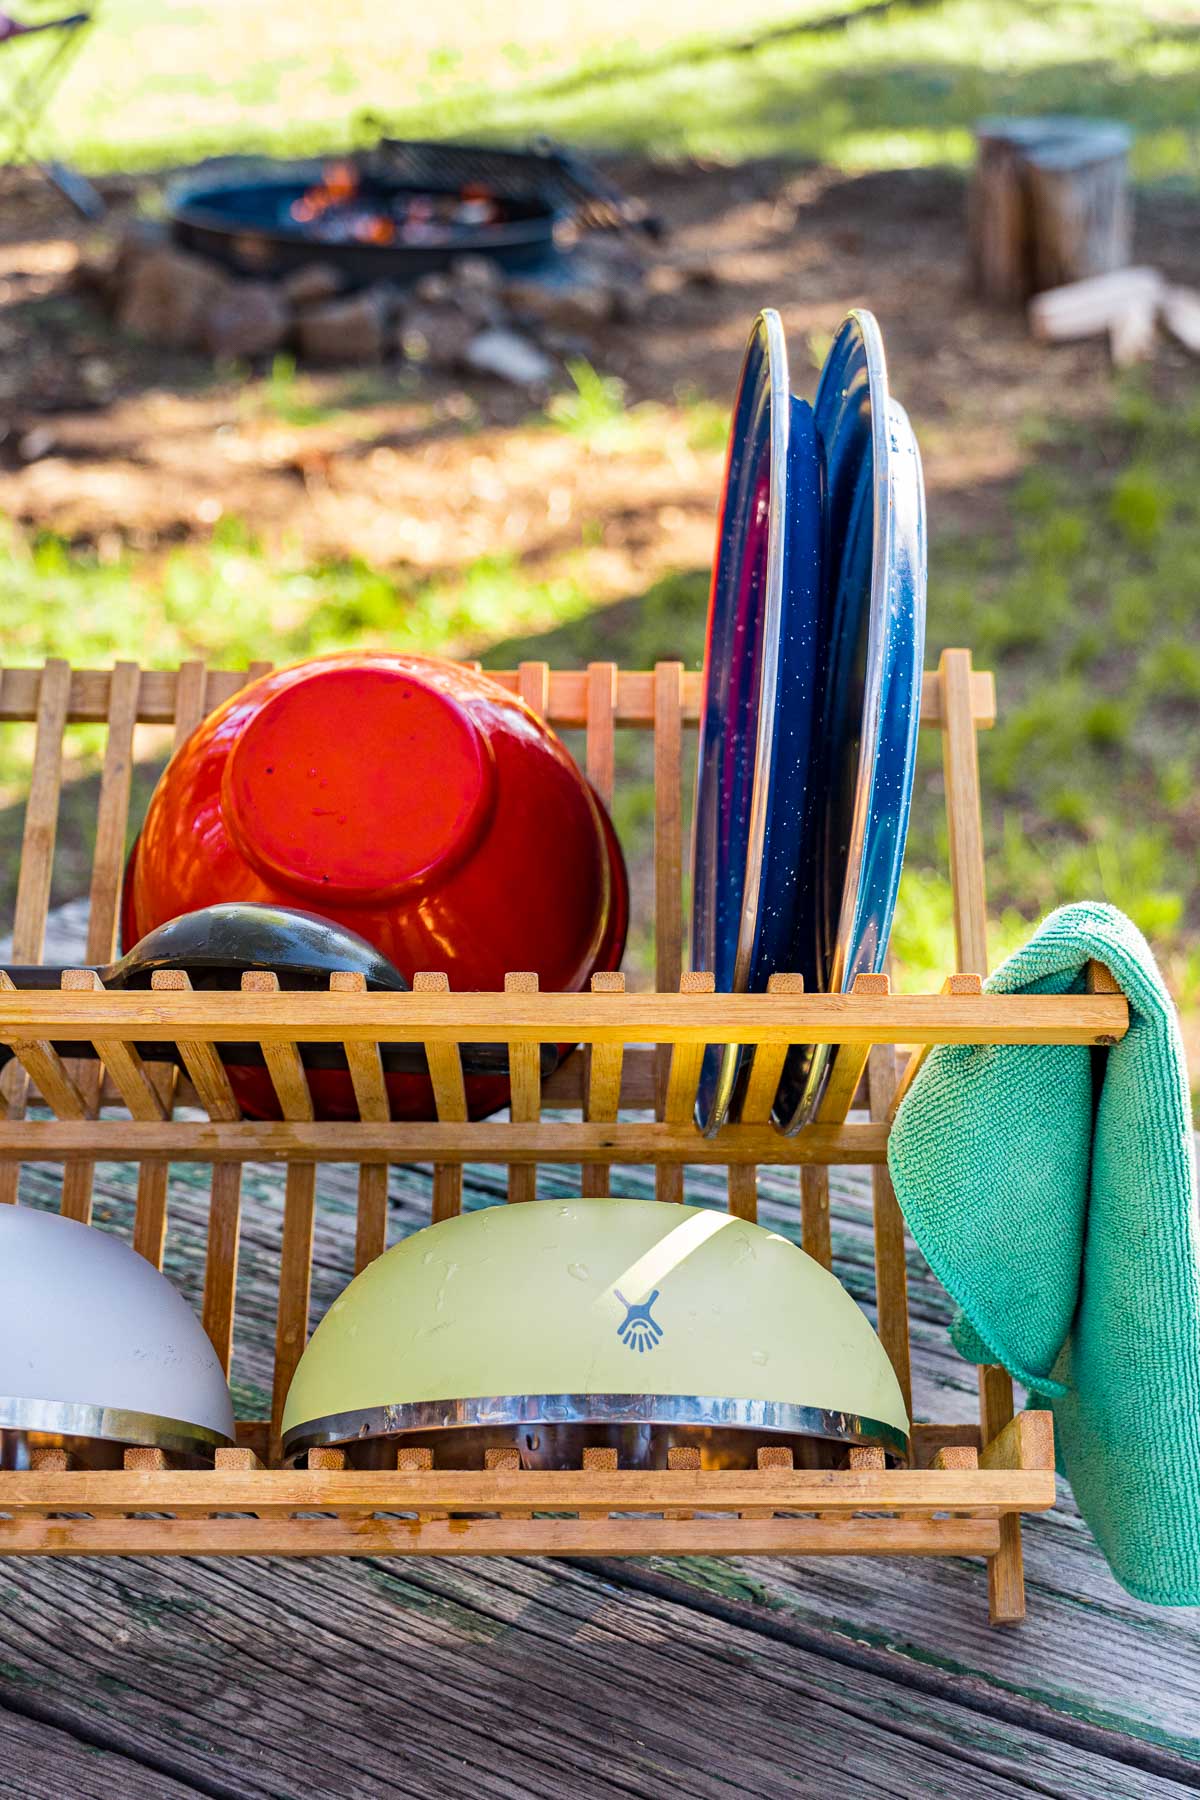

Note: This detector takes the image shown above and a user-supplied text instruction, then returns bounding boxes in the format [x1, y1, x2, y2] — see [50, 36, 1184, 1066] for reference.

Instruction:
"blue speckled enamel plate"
[690, 310, 824, 1134]
[775, 310, 927, 1133]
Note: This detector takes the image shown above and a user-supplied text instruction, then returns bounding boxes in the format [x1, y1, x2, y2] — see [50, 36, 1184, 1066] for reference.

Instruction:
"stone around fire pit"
[281, 261, 345, 312]
[398, 301, 477, 370]
[203, 281, 290, 359]
[297, 288, 389, 364]
[116, 246, 232, 351]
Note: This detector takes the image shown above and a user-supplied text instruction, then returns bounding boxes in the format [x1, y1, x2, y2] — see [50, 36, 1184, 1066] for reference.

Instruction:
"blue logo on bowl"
[615, 1288, 662, 1353]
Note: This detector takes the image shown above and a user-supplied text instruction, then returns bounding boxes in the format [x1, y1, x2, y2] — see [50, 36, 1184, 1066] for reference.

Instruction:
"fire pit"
[167, 139, 651, 290]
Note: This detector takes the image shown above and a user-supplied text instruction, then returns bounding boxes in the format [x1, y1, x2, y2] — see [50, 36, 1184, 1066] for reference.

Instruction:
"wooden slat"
[58, 973, 167, 1119]
[940, 649, 1028, 1625]
[152, 972, 243, 1373]
[0, 972, 87, 1119]
[738, 973, 805, 1121]
[868, 1041, 913, 1421]
[328, 971, 390, 1271]
[980, 1364, 1029, 1624]
[800, 1166, 833, 1269]
[0, 1117, 891, 1164]
[61, 967, 171, 1263]
[0, 659, 71, 1206]
[505, 972, 540, 1204]
[653, 661, 684, 1177]
[729, 974, 806, 1223]
[940, 649, 989, 978]
[581, 971, 625, 1198]
[63, 663, 145, 1224]
[0, 1513, 1003, 1559]
[0, 1465, 1052, 1518]
[110, 661, 210, 1252]
[516, 659, 549, 719]
[150, 972, 240, 1120]
[413, 971, 467, 1223]
[585, 661, 617, 807]
[979, 1409, 1055, 1474]
[0, 663, 997, 729]
[0, 987, 1126, 1046]
[816, 972, 892, 1124]
[800, 972, 894, 1261]
[171, 658, 210, 747]
[83, 661, 141, 964]
[659, 971, 714, 1203]
[242, 972, 316, 1451]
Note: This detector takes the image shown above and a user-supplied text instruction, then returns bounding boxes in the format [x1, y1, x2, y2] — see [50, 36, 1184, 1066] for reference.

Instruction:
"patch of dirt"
[3, 157, 1200, 594]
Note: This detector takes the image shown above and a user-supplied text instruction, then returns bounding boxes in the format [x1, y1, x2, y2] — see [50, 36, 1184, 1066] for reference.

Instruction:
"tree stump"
[969, 117, 1132, 305]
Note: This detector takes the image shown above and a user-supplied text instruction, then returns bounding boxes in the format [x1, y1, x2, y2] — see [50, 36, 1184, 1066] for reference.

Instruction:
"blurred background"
[0, 0, 1197, 1093]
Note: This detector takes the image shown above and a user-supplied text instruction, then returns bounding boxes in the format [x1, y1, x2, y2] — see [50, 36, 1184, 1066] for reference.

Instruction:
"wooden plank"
[0, 659, 71, 1207]
[653, 660, 684, 1189]
[328, 970, 390, 1270]
[581, 971, 624, 1199]
[0, 1547, 1186, 1800]
[505, 972, 540, 1204]
[0, 1705, 204, 1800]
[242, 972, 315, 1452]
[0, 987, 1127, 1045]
[414, 971, 467, 1223]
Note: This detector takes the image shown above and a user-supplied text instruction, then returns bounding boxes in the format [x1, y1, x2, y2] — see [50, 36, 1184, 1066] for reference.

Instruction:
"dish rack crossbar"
[0, 651, 1127, 1623]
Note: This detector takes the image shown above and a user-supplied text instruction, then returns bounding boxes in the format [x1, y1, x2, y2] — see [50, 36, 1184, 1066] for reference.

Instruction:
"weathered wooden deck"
[2, 1136, 1198, 1800]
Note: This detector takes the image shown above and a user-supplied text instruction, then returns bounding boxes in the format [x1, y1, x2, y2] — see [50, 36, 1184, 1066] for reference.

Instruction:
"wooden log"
[1028, 266, 1163, 343]
[1024, 123, 1132, 293]
[971, 117, 1132, 305]
[1162, 285, 1200, 355]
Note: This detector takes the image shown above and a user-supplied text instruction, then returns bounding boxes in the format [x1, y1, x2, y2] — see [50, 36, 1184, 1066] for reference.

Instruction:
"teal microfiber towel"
[887, 901, 1200, 1605]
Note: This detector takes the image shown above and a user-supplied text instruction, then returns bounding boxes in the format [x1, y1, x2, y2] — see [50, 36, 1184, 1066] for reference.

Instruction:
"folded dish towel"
[888, 901, 1200, 1604]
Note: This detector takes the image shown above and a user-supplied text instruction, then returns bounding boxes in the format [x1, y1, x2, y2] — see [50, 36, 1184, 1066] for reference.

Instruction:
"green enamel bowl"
[282, 1198, 910, 1468]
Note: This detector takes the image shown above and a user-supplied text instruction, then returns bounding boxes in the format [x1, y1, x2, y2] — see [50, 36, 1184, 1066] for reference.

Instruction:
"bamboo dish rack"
[0, 649, 1128, 1624]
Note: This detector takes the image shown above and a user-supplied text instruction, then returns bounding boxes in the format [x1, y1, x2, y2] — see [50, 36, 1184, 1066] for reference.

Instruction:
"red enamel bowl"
[121, 653, 628, 1120]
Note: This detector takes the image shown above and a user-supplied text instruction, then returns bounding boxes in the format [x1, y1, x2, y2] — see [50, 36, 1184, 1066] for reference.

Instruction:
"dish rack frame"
[0, 649, 1127, 1625]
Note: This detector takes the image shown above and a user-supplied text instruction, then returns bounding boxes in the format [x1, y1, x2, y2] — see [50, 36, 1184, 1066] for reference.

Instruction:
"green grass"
[20, 0, 1200, 188]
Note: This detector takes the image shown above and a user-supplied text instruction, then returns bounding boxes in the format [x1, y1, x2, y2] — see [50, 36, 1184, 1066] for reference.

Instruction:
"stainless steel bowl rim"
[0, 1396, 233, 1457]
[282, 1390, 909, 1461]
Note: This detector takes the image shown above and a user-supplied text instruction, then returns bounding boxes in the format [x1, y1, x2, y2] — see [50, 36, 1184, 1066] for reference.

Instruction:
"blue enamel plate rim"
[779, 309, 927, 1132]
[690, 309, 790, 1135]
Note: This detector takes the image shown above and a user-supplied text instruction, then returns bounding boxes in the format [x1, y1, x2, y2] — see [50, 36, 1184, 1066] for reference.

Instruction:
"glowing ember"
[288, 163, 503, 247]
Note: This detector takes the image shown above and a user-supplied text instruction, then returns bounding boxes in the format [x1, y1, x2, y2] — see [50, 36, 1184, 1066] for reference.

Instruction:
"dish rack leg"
[939, 647, 1026, 1624]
